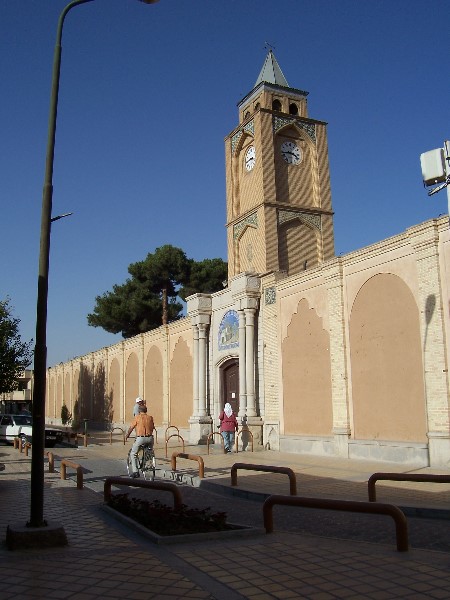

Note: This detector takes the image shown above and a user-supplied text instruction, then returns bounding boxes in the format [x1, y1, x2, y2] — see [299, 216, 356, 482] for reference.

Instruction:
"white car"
[0, 414, 63, 448]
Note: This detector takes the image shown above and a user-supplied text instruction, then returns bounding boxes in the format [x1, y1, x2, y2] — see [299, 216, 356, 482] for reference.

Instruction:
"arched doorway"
[221, 359, 239, 414]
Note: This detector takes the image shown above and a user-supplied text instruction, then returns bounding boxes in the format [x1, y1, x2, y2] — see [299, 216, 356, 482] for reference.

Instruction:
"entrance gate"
[222, 359, 239, 415]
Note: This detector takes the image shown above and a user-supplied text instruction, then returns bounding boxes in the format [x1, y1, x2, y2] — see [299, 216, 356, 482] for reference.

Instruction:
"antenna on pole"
[420, 141, 450, 221]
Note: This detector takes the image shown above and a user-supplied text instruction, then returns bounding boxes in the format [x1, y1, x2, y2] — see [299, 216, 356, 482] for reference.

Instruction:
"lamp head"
[139, 0, 160, 3]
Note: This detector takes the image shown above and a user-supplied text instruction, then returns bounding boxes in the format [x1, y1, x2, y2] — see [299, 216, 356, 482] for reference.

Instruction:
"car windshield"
[13, 415, 33, 426]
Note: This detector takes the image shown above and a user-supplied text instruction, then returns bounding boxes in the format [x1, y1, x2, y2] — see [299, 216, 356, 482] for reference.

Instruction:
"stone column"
[409, 220, 450, 467]
[324, 258, 350, 458]
[230, 272, 262, 447]
[198, 323, 208, 417]
[192, 325, 199, 418]
[245, 307, 257, 417]
[238, 309, 247, 417]
[186, 294, 212, 443]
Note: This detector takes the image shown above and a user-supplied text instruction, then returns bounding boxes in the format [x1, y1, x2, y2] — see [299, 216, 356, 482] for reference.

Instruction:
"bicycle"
[126, 441, 156, 481]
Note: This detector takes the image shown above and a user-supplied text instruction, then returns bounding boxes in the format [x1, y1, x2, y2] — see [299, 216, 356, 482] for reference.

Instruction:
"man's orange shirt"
[129, 413, 154, 437]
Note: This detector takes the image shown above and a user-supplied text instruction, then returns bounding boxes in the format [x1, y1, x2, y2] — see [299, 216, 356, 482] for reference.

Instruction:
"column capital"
[244, 306, 256, 320]
[186, 293, 212, 325]
[238, 297, 259, 311]
[198, 322, 208, 337]
[230, 272, 261, 298]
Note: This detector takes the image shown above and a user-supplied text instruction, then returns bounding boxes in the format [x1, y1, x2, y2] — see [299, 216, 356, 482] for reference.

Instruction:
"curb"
[200, 479, 271, 503]
[157, 468, 202, 487]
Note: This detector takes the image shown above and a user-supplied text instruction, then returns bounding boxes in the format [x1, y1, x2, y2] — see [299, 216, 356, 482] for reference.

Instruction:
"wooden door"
[222, 361, 239, 414]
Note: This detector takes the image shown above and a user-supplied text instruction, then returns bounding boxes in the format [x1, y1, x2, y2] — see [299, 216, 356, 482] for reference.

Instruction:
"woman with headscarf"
[219, 402, 238, 453]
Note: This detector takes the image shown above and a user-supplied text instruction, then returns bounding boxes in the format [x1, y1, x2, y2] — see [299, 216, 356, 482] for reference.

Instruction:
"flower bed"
[107, 493, 236, 536]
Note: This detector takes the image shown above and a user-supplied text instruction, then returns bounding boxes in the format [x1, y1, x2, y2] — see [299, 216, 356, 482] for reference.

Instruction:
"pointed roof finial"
[255, 48, 289, 88]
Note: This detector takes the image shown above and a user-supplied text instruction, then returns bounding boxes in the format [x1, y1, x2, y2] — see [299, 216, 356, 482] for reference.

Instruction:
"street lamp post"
[28, 0, 159, 531]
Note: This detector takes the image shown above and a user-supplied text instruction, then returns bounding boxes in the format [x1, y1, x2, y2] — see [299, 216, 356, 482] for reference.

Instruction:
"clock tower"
[225, 51, 335, 278]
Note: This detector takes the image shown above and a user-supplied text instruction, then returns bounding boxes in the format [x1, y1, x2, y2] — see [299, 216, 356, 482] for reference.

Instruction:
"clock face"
[281, 140, 301, 165]
[244, 146, 256, 171]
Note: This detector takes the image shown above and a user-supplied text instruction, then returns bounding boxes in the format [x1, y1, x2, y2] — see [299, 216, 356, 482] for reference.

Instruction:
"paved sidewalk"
[1, 438, 450, 599]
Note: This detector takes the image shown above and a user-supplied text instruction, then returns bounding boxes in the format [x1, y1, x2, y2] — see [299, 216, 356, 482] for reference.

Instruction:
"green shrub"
[61, 404, 72, 426]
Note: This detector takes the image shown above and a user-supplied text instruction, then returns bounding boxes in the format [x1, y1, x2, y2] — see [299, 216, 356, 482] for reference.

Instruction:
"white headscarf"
[224, 403, 233, 417]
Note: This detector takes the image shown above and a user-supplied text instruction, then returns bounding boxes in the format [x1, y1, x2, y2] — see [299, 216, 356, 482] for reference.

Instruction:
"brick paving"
[1, 436, 450, 599]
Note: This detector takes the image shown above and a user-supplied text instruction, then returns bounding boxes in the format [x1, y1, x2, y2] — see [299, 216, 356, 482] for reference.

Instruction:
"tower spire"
[254, 49, 289, 88]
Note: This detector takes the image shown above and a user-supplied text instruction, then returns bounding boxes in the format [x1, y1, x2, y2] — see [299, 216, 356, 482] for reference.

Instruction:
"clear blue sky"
[1, 0, 448, 367]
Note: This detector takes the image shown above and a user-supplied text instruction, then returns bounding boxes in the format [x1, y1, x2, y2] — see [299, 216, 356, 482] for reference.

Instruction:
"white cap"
[135, 397, 144, 403]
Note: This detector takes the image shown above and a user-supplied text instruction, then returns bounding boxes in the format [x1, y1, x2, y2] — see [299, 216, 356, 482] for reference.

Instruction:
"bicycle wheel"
[150, 450, 156, 481]
[136, 446, 145, 477]
[142, 446, 155, 481]
[126, 448, 133, 476]
[127, 446, 144, 477]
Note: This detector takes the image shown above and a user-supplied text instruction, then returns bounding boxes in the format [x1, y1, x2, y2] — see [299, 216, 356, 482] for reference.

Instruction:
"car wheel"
[45, 442, 56, 448]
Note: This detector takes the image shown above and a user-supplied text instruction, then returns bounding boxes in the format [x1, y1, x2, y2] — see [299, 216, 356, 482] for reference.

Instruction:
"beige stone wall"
[272, 216, 450, 466]
[349, 273, 426, 442]
[45, 215, 450, 467]
[109, 357, 121, 423]
[144, 345, 163, 426]
[282, 297, 333, 435]
[46, 317, 193, 432]
[168, 336, 193, 427]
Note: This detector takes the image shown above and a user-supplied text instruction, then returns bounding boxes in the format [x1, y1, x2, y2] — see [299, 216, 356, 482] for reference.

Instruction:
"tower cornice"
[238, 81, 308, 109]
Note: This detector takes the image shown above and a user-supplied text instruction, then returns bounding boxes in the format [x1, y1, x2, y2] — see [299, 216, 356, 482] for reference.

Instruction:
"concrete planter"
[102, 504, 264, 545]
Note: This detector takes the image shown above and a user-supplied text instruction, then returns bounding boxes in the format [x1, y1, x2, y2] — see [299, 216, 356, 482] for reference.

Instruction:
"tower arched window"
[272, 99, 282, 112]
[289, 103, 298, 115]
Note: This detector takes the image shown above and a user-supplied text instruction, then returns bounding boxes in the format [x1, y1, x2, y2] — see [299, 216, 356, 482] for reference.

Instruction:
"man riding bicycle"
[125, 404, 155, 478]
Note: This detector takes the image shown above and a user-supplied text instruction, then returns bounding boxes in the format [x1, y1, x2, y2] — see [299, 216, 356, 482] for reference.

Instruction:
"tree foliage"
[0, 298, 33, 395]
[179, 258, 228, 301]
[88, 245, 227, 338]
[128, 245, 190, 325]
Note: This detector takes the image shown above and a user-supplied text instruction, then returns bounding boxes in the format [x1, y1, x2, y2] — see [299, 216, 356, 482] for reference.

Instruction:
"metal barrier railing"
[231, 463, 297, 495]
[14, 437, 25, 452]
[165, 425, 179, 441]
[103, 477, 183, 510]
[77, 433, 88, 447]
[13, 438, 30, 454]
[171, 451, 205, 479]
[368, 472, 450, 502]
[263, 494, 409, 552]
[14, 440, 56, 475]
[46, 451, 55, 473]
[165, 433, 185, 457]
[60, 459, 84, 489]
[236, 428, 254, 453]
[109, 427, 126, 445]
[207, 431, 225, 454]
